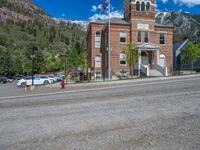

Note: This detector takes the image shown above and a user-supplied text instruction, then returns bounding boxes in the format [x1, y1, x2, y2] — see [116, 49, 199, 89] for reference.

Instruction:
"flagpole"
[108, 0, 111, 80]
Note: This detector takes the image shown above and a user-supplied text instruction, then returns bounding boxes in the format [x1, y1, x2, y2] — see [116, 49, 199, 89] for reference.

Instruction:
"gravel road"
[0, 76, 200, 150]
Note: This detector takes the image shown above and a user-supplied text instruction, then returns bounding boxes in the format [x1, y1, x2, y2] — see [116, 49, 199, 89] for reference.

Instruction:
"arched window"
[141, 2, 145, 11]
[136, 1, 140, 11]
[95, 55, 101, 68]
[95, 31, 101, 48]
[120, 53, 126, 65]
[146, 2, 150, 12]
[159, 54, 166, 67]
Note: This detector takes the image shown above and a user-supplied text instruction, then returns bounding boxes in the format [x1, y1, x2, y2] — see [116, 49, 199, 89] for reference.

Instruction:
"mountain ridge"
[0, 0, 200, 41]
[155, 12, 200, 42]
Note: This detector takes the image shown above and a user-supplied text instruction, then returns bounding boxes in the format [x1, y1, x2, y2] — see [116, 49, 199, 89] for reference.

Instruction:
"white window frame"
[120, 52, 127, 66]
[95, 55, 101, 68]
[120, 31, 127, 44]
[95, 31, 101, 48]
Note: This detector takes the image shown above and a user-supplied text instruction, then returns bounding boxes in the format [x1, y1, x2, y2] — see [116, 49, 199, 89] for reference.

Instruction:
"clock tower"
[123, 0, 156, 21]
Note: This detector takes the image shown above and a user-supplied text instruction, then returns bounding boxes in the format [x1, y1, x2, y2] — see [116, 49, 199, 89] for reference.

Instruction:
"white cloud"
[161, 0, 169, 3]
[91, 4, 103, 12]
[89, 10, 123, 20]
[159, 0, 200, 7]
[62, 13, 66, 18]
[173, 0, 200, 7]
[98, 4, 102, 9]
[91, 5, 97, 12]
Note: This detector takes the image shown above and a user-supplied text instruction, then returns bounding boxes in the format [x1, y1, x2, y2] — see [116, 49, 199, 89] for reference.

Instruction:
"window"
[120, 31, 127, 43]
[137, 31, 142, 43]
[144, 31, 149, 43]
[141, 2, 145, 11]
[146, 2, 150, 12]
[136, 1, 140, 11]
[95, 55, 101, 68]
[160, 33, 165, 44]
[120, 53, 126, 65]
[95, 31, 101, 48]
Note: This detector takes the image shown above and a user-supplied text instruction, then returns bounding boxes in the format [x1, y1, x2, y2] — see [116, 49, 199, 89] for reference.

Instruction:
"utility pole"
[31, 47, 35, 86]
[59, 51, 68, 83]
[108, 0, 111, 81]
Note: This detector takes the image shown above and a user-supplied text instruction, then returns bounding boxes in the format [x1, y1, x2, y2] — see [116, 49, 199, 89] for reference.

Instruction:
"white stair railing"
[141, 64, 149, 76]
[156, 64, 168, 76]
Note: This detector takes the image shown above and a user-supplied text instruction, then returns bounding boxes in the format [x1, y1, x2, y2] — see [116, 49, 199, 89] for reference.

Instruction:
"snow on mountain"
[53, 18, 89, 31]
[156, 12, 200, 42]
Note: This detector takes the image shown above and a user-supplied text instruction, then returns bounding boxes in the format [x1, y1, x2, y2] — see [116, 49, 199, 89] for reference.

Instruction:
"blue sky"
[33, 0, 200, 20]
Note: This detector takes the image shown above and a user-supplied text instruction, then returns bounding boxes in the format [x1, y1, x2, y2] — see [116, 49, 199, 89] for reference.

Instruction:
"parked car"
[53, 73, 65, 81]
[38, 75, 54, 84]
[48, 75, 57, 83]
[17, 76, 51, 87]
[13, 75, 25, 81]
[0, 76, 7, 84]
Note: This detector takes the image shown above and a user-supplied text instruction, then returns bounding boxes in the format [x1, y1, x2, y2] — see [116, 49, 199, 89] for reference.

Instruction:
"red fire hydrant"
[61, 80, 65, 89]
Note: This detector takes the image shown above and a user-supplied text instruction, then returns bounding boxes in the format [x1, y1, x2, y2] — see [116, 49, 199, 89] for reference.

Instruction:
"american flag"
[100, 0, 109, 15]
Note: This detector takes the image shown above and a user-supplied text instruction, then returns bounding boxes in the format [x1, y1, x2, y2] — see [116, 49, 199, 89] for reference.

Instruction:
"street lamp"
[30, 47, 36, 86]
[59, 51, 68, 82]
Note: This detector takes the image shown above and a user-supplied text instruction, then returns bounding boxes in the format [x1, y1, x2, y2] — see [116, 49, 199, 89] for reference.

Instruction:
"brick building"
[87, 0, 173, 79]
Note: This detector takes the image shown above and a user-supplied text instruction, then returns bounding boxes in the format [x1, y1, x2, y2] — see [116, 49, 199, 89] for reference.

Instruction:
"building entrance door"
[141, 52, 149, 65]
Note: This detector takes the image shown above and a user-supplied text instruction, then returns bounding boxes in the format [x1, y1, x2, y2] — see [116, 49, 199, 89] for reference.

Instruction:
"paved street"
[0, 76, 200, 150]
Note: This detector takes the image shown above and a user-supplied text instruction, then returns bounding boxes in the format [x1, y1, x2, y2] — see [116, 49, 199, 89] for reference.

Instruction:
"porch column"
[157, 50, 160, 65]
[138, 50, 141, 77]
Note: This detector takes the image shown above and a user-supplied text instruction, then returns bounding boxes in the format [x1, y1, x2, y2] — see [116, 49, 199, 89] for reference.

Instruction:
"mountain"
[0, 0, 87, 77]
[0, 0, 53, 22]
[155, 12, 200, 42]
[53, 18, 89, 31]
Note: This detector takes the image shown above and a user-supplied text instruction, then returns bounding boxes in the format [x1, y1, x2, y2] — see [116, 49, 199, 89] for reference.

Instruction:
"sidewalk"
[46, 74, 200, 88]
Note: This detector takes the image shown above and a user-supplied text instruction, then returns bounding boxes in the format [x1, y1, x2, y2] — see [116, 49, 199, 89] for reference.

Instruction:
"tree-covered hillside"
[0, 0, 87, 77]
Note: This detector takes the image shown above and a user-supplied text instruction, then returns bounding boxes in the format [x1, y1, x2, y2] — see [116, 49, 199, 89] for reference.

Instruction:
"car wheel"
[21, 82, 25, 88]
[44, 80, 49, 85]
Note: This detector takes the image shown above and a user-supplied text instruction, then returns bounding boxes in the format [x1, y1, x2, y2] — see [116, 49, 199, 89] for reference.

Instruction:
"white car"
[38, 75, 54, 84]
[17, 76, 51, 87]
[48, 75, 57, 83]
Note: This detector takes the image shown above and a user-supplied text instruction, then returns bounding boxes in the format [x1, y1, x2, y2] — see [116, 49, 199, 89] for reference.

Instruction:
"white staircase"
[149, 69, 163, 76]
[140, 64, 168, 77]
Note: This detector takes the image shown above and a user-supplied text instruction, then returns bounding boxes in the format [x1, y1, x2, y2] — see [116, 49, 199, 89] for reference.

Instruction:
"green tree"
[66, 47, 79, 68]
[182, 42, 200, 73]
[124, 43, 139, 78]
[78, 51, 88, 73]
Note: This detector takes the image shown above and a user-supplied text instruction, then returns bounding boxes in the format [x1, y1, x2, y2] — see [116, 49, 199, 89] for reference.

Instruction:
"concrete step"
[149, 69, 164, 77]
